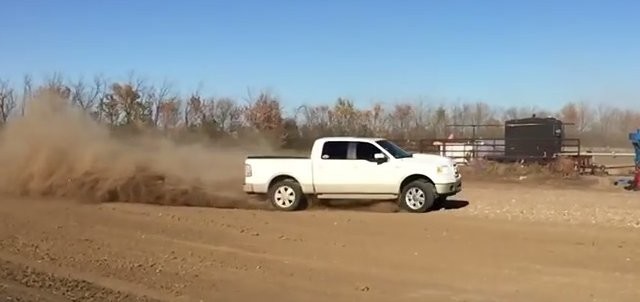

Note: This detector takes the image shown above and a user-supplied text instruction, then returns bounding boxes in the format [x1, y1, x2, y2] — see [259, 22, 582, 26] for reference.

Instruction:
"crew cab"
[243, 137, 461, 213]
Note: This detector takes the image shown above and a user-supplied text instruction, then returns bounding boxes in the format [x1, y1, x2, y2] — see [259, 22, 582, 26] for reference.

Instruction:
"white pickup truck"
[243, 136, 462, 213]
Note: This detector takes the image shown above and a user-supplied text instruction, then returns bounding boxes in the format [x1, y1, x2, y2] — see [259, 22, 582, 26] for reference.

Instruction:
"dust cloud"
[0, 91, 270, 209]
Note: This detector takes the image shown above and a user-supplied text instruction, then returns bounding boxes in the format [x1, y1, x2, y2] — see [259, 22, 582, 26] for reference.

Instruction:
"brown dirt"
[1, 181, 640, 302]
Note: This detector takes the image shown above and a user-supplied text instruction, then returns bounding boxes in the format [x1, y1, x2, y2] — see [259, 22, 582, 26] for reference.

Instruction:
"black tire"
[399, 180, 436, 213]
[267, 179, 305, 211]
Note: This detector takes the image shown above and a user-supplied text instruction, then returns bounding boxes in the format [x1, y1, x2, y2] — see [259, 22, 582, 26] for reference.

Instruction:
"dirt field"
[1, 180, 639, 302]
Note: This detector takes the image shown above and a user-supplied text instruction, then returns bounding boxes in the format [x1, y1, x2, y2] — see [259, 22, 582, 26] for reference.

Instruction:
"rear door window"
[321, 141, 349, 159]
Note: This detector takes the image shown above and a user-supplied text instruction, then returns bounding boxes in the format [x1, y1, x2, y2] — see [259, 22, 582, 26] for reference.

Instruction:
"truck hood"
[399, 153, 454, 166]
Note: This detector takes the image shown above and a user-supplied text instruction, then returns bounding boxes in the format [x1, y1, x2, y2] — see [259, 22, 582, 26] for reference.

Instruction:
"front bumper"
[434, 178, 462, 196]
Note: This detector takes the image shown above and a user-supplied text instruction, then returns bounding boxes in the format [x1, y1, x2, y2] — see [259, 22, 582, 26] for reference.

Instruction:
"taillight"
[245, 164, 252, 177]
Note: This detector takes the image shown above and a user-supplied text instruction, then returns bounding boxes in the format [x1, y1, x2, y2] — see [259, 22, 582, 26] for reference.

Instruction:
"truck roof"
[315, 136, 386, 143]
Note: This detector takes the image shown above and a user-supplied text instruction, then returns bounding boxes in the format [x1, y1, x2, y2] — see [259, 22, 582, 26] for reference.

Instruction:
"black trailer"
[502, 116, 565, 160]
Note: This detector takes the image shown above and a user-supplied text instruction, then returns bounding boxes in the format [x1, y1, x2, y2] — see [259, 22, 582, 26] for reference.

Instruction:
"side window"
[355, 142, 382, 161]
[321, 141, 348, 159]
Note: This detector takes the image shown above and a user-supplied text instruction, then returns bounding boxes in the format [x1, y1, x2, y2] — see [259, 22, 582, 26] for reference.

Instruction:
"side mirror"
[373, 153, 387, 164]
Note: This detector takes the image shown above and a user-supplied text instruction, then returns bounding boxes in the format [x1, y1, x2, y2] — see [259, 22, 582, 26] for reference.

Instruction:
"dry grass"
[460, 157, 580, 181]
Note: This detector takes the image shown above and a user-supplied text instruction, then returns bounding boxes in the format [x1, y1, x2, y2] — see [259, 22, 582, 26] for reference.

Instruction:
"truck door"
[350, 141, 397, 194]
[312, 140, 355, 193]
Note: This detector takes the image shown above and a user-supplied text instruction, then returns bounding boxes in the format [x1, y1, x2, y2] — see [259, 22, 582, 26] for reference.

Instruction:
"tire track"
[0, 253, 170, 302]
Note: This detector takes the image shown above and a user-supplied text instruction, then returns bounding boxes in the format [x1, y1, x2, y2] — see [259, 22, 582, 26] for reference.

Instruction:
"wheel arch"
[399, 174, 434, 192]
[268, 174, 301, 191]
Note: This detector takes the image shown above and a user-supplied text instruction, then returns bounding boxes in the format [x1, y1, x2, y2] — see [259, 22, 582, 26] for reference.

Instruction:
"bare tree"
[295, 104, 332, 140]
[0, 79, 16, 123]
[243, 91, 283, 132]
[327, 97, 363, 135]
[184, 93, 208, 128]
[209, 97, 242, 133]
[156, 97, 182, 130]
[575, 101, 593, 133]
[388, 103, 415, 139]
[411, 100, 435, 139]
[470, 102, 493, 125]
[20, 74, 33, 116]
[370, 103, 386, 135]
[102, 82, 152, 127]
[66, 75, 105, 112]
[592, 103, 617, 145]
[560, 101, 593, 136]
[148, 79, 173, 127]
[433, 106, 448, 137]
[43, 72, 71, 100]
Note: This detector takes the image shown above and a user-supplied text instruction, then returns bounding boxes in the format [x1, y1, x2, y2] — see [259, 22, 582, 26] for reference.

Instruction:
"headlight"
[436, 164, 450, 174]
[245, 164, 252, 177]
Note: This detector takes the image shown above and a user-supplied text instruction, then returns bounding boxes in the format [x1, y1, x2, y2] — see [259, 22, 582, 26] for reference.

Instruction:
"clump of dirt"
[0, 90, 269, 209]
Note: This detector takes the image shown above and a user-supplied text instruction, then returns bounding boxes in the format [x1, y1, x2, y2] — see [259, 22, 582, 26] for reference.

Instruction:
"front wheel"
[267, 179, 305, 211]
[399, 180, 436, 213]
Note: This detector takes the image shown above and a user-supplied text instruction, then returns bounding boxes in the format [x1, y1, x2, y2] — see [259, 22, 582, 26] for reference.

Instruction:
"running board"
[316, 194, 398, 200]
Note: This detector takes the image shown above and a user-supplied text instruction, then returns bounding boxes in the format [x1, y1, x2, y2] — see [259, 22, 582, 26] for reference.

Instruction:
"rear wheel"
[267, 179, 305, 211]
[399, 180, 436, 213]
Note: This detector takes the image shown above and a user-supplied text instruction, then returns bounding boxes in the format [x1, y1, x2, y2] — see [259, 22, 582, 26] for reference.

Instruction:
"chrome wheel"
[273, 185, 296, 208]
[404, 187, 425, 210]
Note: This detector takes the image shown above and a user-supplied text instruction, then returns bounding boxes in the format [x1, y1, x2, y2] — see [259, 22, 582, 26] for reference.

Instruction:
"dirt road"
[1, 181, 639, 302]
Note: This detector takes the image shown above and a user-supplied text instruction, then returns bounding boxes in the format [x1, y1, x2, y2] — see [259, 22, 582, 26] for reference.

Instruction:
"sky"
[1, 0, 639, 111]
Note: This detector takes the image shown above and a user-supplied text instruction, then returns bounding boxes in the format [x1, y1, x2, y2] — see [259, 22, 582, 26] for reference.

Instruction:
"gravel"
[447, 183, 640, 228]
[0, 259, 163, 302]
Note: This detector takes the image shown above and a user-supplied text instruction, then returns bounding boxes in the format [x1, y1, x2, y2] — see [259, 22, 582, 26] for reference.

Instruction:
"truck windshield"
[376, 140, 413, 158]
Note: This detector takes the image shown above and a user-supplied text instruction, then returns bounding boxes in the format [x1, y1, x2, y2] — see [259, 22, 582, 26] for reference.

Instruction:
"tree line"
[0, 73, 638, 149]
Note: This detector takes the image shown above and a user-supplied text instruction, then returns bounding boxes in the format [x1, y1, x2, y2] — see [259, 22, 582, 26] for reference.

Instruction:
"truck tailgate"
[243, 158, 313, 194]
